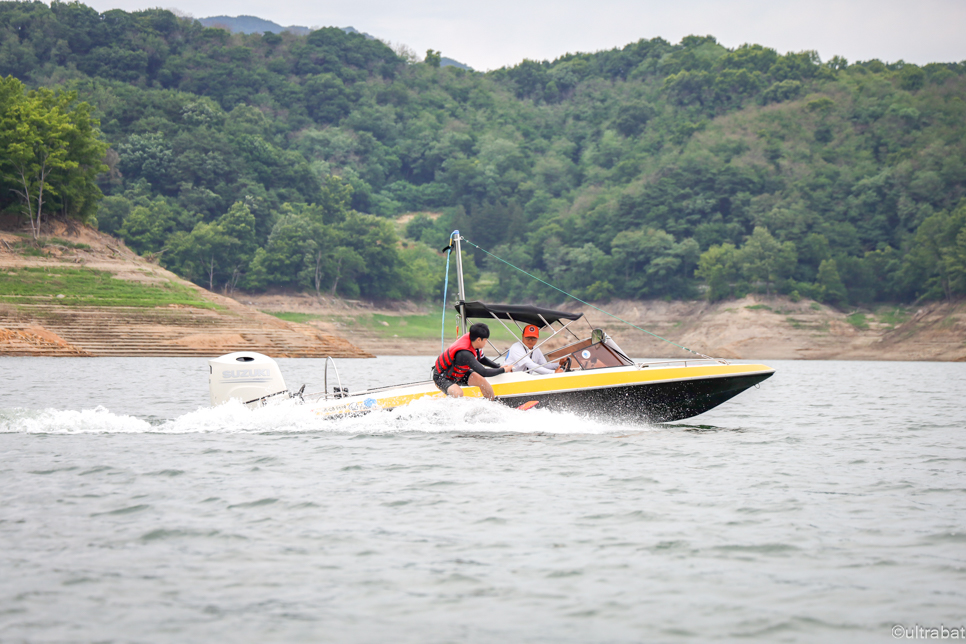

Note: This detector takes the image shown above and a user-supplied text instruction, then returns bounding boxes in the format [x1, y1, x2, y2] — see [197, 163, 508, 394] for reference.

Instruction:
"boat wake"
[0, 396, 645, 435]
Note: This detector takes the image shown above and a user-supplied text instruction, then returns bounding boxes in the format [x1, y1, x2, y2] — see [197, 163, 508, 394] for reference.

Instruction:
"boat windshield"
[545, 336, 635, 370]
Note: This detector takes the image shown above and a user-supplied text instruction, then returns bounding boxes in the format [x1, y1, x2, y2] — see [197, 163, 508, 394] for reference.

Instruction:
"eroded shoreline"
[2, 223, 963, 361]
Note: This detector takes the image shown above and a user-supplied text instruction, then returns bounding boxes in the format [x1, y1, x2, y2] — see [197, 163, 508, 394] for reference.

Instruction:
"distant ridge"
[197, 15, 373, 39]
[440, 57, 472, 71]
[198, 15, 473, 70]
[198, 15, 310, 36]
[341, 25, 377, 40]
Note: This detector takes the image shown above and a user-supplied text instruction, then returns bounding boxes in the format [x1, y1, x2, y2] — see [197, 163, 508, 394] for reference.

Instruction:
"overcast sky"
[85, 0, 966, 71]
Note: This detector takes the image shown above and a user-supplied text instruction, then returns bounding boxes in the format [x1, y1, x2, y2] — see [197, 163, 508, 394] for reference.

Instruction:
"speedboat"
[208, 232, 774, 422]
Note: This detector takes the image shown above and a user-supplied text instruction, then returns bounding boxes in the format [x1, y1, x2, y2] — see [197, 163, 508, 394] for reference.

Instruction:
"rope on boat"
[462, 239, 720, 362]
[440, 232, 456, 353]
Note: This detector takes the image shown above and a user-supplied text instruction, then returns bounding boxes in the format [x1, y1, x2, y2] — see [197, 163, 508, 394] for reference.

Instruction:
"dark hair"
[469, 323, 490, 341]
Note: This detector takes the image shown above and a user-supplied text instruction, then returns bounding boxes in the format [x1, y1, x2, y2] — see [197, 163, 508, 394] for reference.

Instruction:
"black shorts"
[432, 368, 467, 393]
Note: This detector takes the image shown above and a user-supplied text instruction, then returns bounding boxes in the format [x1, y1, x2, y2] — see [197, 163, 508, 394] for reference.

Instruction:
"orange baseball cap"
[523, 324, 540, 338]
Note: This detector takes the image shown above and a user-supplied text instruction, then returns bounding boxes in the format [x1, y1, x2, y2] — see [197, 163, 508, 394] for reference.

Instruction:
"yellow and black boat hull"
[492, 363, 774, 422]
[308, 363, 774, 423]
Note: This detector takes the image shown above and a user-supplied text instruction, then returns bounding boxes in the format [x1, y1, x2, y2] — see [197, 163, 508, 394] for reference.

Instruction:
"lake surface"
[1, 356, 964, 643]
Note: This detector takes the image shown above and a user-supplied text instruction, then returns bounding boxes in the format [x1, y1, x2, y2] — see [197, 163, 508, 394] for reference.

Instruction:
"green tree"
[315, 174, 353, 224]
[898, 65, 925, 91]
[760, 79, 802, 104]
[3, 100, 75, 238]
[215, 201, 257, 292]
[295, 218, 337, 297]
[247, 213, 315, 287]
[117, 133, 174, 188]
[696, 242, 742, 301]
[903, 205, 966, 301]
[325, 245, 366, 296]
[610, 228, 699, 298]
[816, 258, 847, 305]
[117, 197, 178, 254]
[336, 212, 401, 297]
[167, 221, 235, 291]
[613, 103, 655, 137]
[304, 73, 350, 124]
[95, 194, 131, 234]
[545, 242, 611, 296]
[738, 227, 797, 295]
[953, 227, 966, 295]
[0, 78, 107, 238]
[425, 50, 441, 68]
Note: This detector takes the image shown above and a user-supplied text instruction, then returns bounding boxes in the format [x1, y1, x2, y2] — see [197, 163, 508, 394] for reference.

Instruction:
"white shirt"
[506, 341, 557, 375]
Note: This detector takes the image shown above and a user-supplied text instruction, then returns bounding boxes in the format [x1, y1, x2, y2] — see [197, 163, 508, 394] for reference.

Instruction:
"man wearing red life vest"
[433, 323, 511, 400]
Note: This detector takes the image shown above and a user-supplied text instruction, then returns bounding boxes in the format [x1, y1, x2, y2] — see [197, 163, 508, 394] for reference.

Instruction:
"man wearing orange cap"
[505, 324, 564, 374]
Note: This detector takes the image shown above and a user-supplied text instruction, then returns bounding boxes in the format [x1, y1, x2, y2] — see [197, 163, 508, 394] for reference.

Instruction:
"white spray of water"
[0, 406, 153, 434]
[0, 397, 645, 435]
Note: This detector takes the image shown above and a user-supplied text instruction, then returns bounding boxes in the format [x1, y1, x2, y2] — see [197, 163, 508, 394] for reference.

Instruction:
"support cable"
[463, 239, 721, 362]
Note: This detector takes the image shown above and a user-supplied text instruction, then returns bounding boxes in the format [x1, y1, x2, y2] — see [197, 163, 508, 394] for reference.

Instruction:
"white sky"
[83, 0, 966, 71]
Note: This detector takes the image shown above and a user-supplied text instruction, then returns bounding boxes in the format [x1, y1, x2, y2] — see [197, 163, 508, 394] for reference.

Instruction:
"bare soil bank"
[2, 219, 961, 361]
[0, 221, 371, 358]
[239, 292, 966, 361]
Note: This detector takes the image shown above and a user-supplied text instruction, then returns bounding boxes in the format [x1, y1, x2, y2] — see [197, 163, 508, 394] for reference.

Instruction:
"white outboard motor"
[209, 352, 288, 408]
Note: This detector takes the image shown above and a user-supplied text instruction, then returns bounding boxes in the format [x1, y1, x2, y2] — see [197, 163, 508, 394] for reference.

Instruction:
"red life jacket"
[435, 333, 481, 381]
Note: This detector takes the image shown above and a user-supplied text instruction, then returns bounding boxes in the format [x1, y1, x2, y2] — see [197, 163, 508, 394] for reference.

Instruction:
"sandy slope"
[3, 219, 961, 360]
[238, 292, 966, 361]
[0, 221, 371, 358]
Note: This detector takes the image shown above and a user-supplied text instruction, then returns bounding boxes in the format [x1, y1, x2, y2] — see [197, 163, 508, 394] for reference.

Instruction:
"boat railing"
[348, 380, 435, 396]
[321, 356, 345, 400]
[303, 375, 435, 404]
[636, 358, 731, 369]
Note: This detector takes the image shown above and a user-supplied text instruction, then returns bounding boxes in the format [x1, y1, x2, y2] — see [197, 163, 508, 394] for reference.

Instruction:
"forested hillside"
[1, 0, 965, 305]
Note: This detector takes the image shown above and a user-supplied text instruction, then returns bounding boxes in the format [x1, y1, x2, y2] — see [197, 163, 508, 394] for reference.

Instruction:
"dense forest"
[1, 0, 965, 305]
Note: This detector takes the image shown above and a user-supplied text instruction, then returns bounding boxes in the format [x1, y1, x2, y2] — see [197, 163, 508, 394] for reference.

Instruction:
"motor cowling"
[209, 352, 287, 408]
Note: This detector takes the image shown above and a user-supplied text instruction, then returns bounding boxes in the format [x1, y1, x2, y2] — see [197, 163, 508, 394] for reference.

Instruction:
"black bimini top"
[457, 301, 583, 327]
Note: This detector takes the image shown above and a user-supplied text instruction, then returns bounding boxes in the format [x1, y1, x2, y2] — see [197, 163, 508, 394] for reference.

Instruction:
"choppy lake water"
[1, 356, 964, 643]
